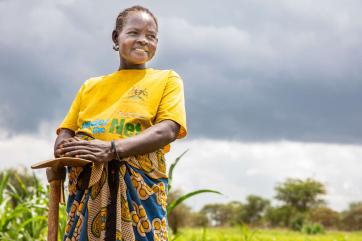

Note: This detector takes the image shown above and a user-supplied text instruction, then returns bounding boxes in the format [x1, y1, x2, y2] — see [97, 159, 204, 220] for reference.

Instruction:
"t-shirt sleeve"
[56, 84, 84, 135]
[154, 71, 187, 139]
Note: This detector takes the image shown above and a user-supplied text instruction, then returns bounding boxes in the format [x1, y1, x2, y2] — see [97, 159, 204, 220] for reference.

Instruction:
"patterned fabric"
[63, 149, 168, 241]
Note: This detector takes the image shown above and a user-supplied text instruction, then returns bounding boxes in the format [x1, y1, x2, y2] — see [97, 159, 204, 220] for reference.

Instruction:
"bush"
[289, 213, 305, 231]
[302, 222, 325, 235]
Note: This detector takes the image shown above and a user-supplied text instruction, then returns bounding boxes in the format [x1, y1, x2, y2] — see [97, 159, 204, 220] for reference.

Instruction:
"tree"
[189, 211, 209, 227]
[265, 205, 294, 227]
[275, 178, 326, 213]
[201, 203, 235, 227]
[167, 190, 192, 234]
[239, 195, 270, 225]
[227, 201, 244, 226]
[340, 202, 362, 230]
[309, 206, 340, 228]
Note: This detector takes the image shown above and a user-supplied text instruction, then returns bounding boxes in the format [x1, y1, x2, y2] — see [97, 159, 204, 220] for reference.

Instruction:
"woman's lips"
[133, 48, 148, 53]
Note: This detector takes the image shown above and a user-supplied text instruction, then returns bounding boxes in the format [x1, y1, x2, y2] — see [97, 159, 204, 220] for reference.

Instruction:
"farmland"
[172, 228, 362, 241]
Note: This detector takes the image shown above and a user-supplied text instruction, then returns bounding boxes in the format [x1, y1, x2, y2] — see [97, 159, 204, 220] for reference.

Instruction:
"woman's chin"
[127, 59, 148, 66]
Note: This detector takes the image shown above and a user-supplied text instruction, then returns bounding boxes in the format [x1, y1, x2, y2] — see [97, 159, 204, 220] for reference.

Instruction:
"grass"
[172, 227, 362, 241]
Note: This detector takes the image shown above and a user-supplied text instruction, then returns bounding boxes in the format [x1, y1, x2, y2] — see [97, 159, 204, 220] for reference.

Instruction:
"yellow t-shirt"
[57, 68, 187, 152]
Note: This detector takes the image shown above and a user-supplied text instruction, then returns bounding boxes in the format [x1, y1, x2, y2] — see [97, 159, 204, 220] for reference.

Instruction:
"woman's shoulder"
[150, 68, 182, 80]
[83, 75, 106, 86]
[83, 75, 107, 88]
[81, 72, 118, 90]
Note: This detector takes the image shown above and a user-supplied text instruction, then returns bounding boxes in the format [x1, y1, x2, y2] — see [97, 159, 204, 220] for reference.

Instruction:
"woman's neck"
[118, 62, 146, 70]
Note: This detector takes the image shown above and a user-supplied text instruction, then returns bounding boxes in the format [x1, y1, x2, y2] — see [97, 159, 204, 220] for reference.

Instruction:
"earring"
[113, 44, 119, 51]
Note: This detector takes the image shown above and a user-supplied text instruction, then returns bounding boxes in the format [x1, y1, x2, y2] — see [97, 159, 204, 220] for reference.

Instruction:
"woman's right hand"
[54, 128, 76, 158]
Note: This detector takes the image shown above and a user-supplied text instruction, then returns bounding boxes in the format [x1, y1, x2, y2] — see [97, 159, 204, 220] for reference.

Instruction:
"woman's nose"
[136, 35, 148, 45]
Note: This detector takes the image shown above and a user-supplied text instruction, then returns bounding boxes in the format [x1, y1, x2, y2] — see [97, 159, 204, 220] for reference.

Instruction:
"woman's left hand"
[55, 139, 114, 163]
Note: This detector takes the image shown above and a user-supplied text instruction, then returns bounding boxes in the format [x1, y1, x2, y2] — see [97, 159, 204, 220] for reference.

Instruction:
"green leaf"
[168, 149, 189, 192]
[15, 173, 28, 196]
[15, 216, 47, 236]
[167, 189, 222, 214]
[7, 183, 21, 202]
[0, 173, 9, 203]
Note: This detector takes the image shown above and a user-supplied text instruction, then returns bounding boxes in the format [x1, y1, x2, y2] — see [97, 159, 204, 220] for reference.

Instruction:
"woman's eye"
[128, 31, 138, 35]
[147, 34, 156, 40]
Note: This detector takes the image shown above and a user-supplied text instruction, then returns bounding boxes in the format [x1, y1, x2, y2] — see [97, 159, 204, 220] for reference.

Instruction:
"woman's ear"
[112, 30, 118, 45]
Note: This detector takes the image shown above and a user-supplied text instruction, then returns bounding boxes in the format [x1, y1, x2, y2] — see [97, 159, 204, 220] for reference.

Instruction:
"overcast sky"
[1, 0, 362, 211]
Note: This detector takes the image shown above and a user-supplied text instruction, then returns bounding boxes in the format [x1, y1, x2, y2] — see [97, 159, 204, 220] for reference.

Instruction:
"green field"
[172, 228, 362, 241]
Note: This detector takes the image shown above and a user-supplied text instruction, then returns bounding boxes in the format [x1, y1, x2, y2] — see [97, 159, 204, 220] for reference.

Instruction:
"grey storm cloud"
[1, 0, 362, 143]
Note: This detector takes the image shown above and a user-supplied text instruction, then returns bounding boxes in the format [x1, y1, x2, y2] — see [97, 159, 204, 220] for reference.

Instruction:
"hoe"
[31, 157, 91, 241]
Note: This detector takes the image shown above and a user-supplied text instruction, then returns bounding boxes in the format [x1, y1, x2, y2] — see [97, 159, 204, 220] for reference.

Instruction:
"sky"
[0, 0, 362, 211]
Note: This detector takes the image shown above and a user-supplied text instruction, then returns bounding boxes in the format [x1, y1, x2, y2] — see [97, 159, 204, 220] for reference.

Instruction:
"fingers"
[54, 137, 108, 163]
[59, 136, 79, 145]
[55, 138, 81, 153]
[54, 147, 100, 162]
[76, 154, 98, 162]
[57, 145, 95, 154]
[54, 151, 62, 158]
[60, 139, 89, 148]
[56, 146, 99, 156]
[62, 149, 95, 157]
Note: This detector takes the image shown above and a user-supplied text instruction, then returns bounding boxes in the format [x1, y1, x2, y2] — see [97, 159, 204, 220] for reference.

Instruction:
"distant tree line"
[168, 178, 362, 233]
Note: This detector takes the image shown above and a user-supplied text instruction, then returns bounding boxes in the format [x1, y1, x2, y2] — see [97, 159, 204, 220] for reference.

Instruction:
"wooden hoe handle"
[31, 157, 91, 241]
[46, 167, 66, 241]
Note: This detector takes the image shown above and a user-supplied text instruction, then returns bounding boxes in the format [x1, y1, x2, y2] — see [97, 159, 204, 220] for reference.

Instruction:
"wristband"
[111, 140, 122, 161]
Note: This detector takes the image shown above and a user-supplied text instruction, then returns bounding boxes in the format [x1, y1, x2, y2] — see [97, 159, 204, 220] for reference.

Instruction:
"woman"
[54, 5, 187, 241]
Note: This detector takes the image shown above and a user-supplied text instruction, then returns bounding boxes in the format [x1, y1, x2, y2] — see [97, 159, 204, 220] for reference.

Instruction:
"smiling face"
[113, 11, 158, 70]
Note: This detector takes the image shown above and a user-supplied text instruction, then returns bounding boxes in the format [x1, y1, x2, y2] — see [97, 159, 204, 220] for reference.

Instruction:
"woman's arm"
[55, 120, 180, 162]
[116, 119, 180, 157]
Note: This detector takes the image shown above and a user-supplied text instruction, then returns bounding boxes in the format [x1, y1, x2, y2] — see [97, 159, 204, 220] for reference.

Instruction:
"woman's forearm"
[55, 121, 180, 161]
[115, 120, 180, 158]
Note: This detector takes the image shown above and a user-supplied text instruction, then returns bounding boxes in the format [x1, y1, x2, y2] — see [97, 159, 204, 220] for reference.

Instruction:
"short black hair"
[114, 5, 158, 33]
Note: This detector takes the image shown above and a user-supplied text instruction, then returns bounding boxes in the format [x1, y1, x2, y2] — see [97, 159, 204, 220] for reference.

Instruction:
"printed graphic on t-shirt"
[81, 119, 110, 134]
[127, 86, 148, 101]
[108, 118, 141, 137]
[80, 111, 148, 137]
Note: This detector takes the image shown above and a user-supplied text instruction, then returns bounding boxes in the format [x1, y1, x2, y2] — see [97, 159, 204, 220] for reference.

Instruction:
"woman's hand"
[54, 128, 75, 158]
[55, 139, 114, 163]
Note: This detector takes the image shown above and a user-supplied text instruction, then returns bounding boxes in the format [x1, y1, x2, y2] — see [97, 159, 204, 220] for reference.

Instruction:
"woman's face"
[114, 11, 158, 69]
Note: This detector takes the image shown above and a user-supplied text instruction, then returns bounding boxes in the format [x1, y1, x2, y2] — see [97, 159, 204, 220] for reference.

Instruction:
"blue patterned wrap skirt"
[63, 149, 169, 241]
